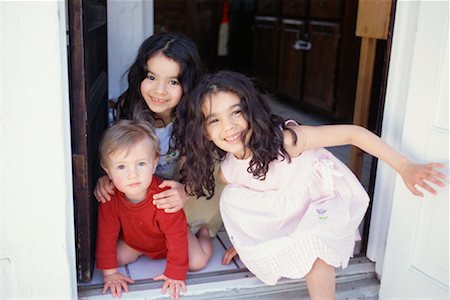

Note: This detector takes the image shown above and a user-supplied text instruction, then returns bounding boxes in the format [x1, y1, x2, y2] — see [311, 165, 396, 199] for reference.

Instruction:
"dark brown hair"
[177, 70, 297, 198]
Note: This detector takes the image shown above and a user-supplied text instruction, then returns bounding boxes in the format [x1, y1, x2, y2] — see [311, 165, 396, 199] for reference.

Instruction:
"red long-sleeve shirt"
[96, 176, 189, 280]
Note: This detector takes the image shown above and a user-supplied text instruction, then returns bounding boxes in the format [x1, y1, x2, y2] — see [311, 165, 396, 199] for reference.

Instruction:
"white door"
[379, 1, 449, 298]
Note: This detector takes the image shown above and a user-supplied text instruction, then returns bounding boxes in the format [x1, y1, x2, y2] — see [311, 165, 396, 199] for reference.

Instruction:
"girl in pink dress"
[177, 70, 446, 299]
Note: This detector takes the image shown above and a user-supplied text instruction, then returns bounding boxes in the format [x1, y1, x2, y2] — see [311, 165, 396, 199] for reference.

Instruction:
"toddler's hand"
[222, 246, 238, 265]
[94, 175, 115, 203]
[153, 274, 186, 299]
[102, 272, 134, 298]
[399, 162, 446, 197]
[153, 180, 189, 213]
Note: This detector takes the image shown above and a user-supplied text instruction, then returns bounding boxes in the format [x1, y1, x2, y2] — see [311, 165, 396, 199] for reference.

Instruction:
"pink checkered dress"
[220, 147, 369, 285]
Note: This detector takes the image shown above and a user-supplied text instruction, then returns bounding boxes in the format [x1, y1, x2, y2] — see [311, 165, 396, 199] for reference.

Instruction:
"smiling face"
[202, 91, 251, 159]
[103, 138, 159, 203]
[140, 52, 183, 125]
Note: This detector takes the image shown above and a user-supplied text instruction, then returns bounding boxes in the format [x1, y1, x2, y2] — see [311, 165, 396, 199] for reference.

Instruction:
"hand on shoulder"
[94, 175, 115, 203]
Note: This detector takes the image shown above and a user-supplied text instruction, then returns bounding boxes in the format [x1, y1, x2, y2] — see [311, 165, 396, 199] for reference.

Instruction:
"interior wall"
[107, 0, 154, 100]
[1, 1, 77, 298]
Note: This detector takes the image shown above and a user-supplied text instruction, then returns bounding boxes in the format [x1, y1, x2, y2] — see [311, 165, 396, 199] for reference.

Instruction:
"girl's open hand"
[399, 162, 446, 197]
[153, 180, 189, 213]
[222, 246, 238, 265]
[102, 272, 134, 298]
[153, 274, 186, 299]
[94, 175, 115, 203]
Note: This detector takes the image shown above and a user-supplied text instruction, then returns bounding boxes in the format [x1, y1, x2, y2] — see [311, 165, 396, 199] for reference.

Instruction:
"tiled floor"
[79, 99, 373, 298]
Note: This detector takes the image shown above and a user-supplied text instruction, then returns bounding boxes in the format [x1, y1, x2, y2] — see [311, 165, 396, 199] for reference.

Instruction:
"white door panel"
[379, 1, 449, 298]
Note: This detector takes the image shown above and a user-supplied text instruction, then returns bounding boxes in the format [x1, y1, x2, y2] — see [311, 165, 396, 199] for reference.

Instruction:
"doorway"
[72, 0, 395, 289]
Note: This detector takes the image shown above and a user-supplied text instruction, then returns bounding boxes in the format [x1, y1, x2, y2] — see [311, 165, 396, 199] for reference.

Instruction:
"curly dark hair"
[177, 70, 297, 199]
[114, 32, 204, 142]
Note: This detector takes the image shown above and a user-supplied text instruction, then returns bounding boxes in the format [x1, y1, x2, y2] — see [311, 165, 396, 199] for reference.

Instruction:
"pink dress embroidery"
[220, 147, 369, 285]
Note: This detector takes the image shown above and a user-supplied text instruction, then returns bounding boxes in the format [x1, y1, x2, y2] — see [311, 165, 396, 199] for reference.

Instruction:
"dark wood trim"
[68, 0, 108, 282]
[361, 0, 397, 254]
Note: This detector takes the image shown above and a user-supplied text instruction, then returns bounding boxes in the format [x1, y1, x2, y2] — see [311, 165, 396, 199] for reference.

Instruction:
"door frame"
[367, 0, 429, 276]
[74, 0, 401, 284]
[68, 0, 108, 282]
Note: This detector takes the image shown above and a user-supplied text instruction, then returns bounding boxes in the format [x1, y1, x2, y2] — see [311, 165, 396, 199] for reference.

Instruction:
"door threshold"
[78, 256, 378, 299]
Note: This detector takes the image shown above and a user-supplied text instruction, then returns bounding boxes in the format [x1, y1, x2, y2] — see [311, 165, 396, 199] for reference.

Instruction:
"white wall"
[107, 0, 154, 100]
[1, 1, 77, 298]
[1, 1, 155, 297]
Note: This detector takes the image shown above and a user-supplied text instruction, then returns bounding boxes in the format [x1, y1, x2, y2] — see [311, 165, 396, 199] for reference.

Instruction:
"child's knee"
[116, 240, 141, 266]
[307, 258, 335, 279]
[188, 246, 212, 271]
[189, 255, 210, 271]
[116, 251, 139, 266]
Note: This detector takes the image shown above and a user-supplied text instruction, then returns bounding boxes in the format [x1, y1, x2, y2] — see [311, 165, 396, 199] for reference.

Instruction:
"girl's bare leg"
[305, 258, 335, 300]
[116, 238, 142, 266]
[188, 227, 212, 271]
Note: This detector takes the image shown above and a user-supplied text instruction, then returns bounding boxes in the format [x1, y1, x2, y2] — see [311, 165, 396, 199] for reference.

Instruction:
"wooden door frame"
[360, 0, 397, 254]
[68, 0, 108, 282]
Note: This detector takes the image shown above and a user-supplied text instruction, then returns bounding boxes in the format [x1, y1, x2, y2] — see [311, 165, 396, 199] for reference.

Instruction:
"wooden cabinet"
[252, 0, 360, 121]
[154, 0, 222, 71]
[154, 1, 191, 34]
[282, 0, 308, 18]
[253, 17, 279, 90]
[278, 19, 306, 100]
[310, 0, 342, 19]
[303, 21, 340, 113]
[256, 0, 281, 16]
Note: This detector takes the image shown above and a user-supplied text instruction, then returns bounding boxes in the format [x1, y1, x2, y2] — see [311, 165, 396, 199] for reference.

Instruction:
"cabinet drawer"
[281, 0, 308, 18]
[310, 0, 343, 20]
[303, 21, 340, 113]
[256, 0, 281, 16]
[154, 0, 185, 11]
[252, 17, 280, 90]
[277, 19, 307, 101]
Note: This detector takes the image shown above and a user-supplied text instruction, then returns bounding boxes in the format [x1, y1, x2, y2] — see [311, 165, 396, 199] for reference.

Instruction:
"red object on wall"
[217, 0, 229, 56]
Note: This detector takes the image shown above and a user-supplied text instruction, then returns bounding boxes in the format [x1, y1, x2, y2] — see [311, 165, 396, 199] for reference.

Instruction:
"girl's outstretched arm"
[287, 124, 447, 196]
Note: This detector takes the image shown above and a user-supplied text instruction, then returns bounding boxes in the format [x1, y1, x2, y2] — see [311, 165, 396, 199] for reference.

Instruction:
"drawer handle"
[293, 39, 312, 51]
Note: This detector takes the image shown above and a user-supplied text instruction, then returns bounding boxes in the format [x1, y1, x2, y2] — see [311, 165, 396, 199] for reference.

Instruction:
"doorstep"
[78, 256, 378, 299]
